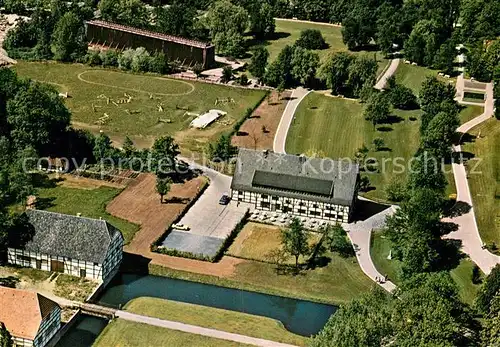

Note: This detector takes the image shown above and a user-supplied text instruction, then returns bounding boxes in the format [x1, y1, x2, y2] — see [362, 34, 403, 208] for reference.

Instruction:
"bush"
[149, 52, 170, 74]
[221, 65, 233, 83]
[295, 29, 327, 50]
[238, 73, 249, 85]
[372, 137, 385, 151]
[87, 50, 102, 66]
[118, 48, 135, 70]
[131, 47, 151, 72]
[386, 178, 407, 202]
[476, 264, 500, 313]
[100, 49, 119, 68]
[472, 265, 482, 285]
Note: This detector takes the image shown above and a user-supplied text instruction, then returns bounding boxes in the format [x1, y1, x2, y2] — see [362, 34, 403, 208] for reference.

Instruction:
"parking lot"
[161, 167, 249, 257]
[248, 210, 334, 231]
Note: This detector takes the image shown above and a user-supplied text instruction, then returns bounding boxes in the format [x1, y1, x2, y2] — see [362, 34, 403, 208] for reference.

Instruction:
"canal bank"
[96, 273, 336, 337]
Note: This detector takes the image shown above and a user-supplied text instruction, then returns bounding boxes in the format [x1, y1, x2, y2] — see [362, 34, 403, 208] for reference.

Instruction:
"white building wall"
[231, 190, 350, 223]
[7, 249, 104, 281]
[12, 337, 33, 347]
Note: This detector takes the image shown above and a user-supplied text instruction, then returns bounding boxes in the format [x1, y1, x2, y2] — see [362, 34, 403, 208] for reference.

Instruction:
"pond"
[97, 273, 336, 337]
[55, 314, 108, 347]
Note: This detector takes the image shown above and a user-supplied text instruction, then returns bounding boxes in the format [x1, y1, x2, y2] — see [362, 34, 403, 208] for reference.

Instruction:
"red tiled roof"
[0, 287, 60, 340]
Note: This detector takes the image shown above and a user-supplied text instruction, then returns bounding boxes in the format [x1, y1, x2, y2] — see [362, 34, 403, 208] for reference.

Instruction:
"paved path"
[116, 310, 298, 347]
[444, 79, 500, 274]
[344, 203, 398, 292]
[273, 87, 311, 154]
[275, 17, 342, 27]
[374, 58, 400, 90]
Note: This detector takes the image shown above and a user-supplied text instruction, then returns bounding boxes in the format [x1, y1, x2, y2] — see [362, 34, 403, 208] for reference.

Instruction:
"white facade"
[7, 233, 123, 282]
[231, 190, 351, 223]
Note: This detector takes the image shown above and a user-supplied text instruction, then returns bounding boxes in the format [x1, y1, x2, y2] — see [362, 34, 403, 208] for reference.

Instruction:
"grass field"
[286, 92, 422, 201]
[125, 297, 308, 346]
[394, 63, 444, 93]
[245, 19, 388, 75]
[36, 179, 139, 244]
[370, 230, 483, 305]
[462, 119, 500, 247]
[93, 319, 253, 347]
[13, 61, 266, 153]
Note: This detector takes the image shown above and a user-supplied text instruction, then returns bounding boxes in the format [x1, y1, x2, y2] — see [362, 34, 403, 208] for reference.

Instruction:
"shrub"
[149, 52, 170, 74]
[472, 265, 482, 285]
[476, 264, 500, 313]
[386, 178, 407, 202]
[221, 65, 233, 83]
[118, 48, 135, 70]
[87, 50, 102, 66]
[131, 47, 151, 72]
[238, 73, 249, 85]
[389, 84, 418, 110]
[100, 49, 119, 68]
[373, 137, 385, 151]
[295, 29, 327, 50]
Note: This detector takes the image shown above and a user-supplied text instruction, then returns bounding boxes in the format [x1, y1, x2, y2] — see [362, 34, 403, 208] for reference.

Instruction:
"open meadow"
[13, 61, 267, 153]
[245, 19, 389, 75]
[462, 119, 500, 248]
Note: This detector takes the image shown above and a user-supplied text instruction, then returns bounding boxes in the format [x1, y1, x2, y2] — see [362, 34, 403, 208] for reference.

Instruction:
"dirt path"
[232, 91, 290, 150]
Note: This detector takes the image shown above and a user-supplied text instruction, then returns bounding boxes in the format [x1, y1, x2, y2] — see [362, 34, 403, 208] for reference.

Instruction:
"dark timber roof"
[86, 20, 214, 49]
[22, 210, 123, 264]
[231, 149, 359, 206]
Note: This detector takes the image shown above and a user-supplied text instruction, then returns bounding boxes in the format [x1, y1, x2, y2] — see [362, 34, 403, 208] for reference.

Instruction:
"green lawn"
[149, 222, 375, 305]
[286, 92, 422, 201]
[36, 181, 139, 244]
[93, 319, 253, 347]
[370, 230, 483, 305]
[459, 105, 484, 125]
[246, 19, 388, 75]
[394, 63, 441, 93]
[13, 61, 266, 153]
[462, 119, 500, 248]
[125, 297, 308, 346]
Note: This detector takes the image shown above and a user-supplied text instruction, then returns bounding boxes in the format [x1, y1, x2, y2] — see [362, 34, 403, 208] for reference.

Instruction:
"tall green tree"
[291, 47, 319, 87]
[207, 0, 248, 56]
[481, 292, 500, 346]
[476, 264, 500, 314]
[319, 52, 354, 95]
[249, 47, 269, 82]
[347, 55, 377, 97]
[363, 91, 391, 127]
[281, 217, 310, 269]
[207, 134, 237, 162]
[422, 111, 460, 158]
[151, 136, 180, 174]
[407, 152, 447, 193]
[248, 2, 275, 39]
[323, 224, 352, 257]
[155, 176, 172, 203]
[0, 322, 12, 347]
[264, 45, 294, 88]
[155, 1, 196, 38]
[51, 12, 87, 62]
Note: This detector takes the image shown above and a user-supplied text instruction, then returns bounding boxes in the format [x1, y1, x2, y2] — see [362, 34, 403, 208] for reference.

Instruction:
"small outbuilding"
[0, 287, 61, 347]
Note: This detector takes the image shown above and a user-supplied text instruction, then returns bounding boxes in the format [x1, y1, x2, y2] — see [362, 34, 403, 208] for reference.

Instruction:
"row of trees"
[4, 1, 90, 62]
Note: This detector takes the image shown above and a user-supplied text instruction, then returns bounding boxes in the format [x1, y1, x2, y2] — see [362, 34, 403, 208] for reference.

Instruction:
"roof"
[231, 149, 359, 206]
[0, 287, 60, 340]
[86, 20, 214, 49]
[21, 210, 123, 264]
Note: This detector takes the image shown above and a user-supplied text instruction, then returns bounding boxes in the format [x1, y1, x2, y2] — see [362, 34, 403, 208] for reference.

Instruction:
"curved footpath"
[374, 58, 400, 90]
[444, 79, 500, 274]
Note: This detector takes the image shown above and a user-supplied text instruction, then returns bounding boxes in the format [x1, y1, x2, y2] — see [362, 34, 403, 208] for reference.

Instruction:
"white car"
[172, 223, 190, 231]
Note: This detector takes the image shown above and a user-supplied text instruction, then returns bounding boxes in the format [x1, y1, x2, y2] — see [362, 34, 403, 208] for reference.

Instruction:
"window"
[309, 211, 320, 216]
[260, 194, 268, 199]
[17, 254, 31, 262]
[272, 196, 278, 201]
[299, 202, 305, 206]
[313, 204, 318, 208]
[286, 199, 291, 204]
[261, 202, 270, 208]
[299, 209, 306, 214]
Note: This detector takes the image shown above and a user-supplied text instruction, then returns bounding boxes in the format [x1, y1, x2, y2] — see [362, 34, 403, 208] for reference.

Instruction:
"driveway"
[374, 58, 400, 90]
[161, 162, 249, 257]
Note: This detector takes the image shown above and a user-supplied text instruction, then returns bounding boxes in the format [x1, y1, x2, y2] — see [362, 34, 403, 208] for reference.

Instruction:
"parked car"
[219, 194, 230, 205]
[172, 223, 190, 231]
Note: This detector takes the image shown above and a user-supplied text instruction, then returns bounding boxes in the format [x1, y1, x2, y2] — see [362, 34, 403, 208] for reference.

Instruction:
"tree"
[476, 264, 500, 314]
[419, 76, 457, 131]
[319, 52, 354, 95]
[248, 2, 275, 39]
[207, 135, 237, 162]
[295, 29, 327, 50]
[0, 322, 12, 347]
[422, 111, 459, 158]
[290, 47, 319, 87]
[363, 92, 391, 127]
[341, 0, 378, 50]
[347, 56, 377, 97]
[433, 40, 456, 74]
[281, 218, 310, 269]
[404, 19, 441, 66]
[221, 65, 233, 83]
[155, 1, 196, 38]
[481, 292, 500, 346]
[149, 52, 170, 74]
[264, 45, 294, 88]
[51, 12, 87, 62]
[155, 176, 172, 203]
[372, 137, 385, 151]
[122, 136, 136, 158]
[388, 84, 418, 110]
[323, 224, 352, 257]
[207, 0, 248, 56]
[100, 49, 119, 68]
[93, 133, 114, 161]
[385, 177, 407, 202]
[460, 0, 500, 42]
[310, 288, 393, 347]
[7, 81, 71, 154]
[249, 47, 269, 82]
[407, 152, 447, 193]
[151, 136, 180, 174]
[100, 0, 148, 28]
